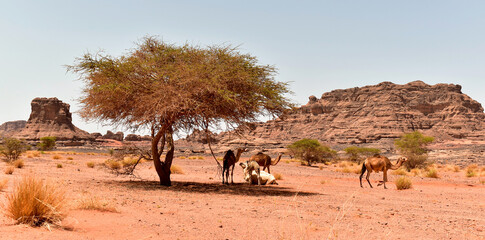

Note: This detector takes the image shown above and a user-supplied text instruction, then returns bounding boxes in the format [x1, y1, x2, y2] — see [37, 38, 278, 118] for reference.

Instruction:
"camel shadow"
[105, 180, 320, 197]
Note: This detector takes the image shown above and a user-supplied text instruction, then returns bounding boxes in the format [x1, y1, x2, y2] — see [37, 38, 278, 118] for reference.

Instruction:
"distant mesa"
[0, 120, 27, 138]
[211, 81, 485, 145]
[14, 97, 93, 141]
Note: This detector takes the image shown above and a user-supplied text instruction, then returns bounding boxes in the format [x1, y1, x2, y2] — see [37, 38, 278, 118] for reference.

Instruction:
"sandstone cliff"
[0, 120, 27, 137]
[14, 97, 93, 140]
[214, 81, 485, 145]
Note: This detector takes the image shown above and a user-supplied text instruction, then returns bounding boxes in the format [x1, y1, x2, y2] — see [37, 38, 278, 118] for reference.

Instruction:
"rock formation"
[101, 131, 124, 141]
[15, 97, 93, 140]
[0, 120, 27, 137]
[216, 81, 485, 145]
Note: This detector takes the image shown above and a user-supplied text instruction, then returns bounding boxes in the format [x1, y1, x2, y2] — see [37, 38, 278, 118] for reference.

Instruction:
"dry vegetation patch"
[170, 165, 184, 174]
[273, 173, 283, 180]
[395, 176, 413, 190]
[77, 196, 118, 213]
[425, 168, 439, 178]
[13, 159, 24, 168]
[0, 178, 9, 191]
[4, 166, 14, 175]
[5, 176, 66, 227]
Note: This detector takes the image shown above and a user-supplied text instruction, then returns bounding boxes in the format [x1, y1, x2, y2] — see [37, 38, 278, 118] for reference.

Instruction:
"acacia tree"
[68, 36, 291, 186]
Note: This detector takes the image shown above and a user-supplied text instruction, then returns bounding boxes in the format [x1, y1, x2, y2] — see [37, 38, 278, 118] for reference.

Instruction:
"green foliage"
[37, 136, 56, 151]
[344, 146, 380, 162]
[394, 131, 434, 169]
[1, 138, 29, 162]
[287, 139, 336, 166]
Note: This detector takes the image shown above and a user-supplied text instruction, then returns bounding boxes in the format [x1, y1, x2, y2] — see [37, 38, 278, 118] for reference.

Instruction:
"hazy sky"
[1, 1, 484, 134]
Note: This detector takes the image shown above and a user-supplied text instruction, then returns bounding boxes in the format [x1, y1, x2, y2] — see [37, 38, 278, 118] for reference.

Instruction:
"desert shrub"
[13, 159, 24, 169]
[86, 161, 95, 168]
[392, 168, 408, 176]
[395, 176, 412, 190]
[105, 160, 121, 170]
[273, 173, 283, 180]
[78, 196, 118, 213]
[0, 178, 9, 191]
[198, 156, 204, 160]
[287, 139, 336, 166]
[425, 168, 439, 178]
[1, 138, 29, 162]
[170, 165, 184, 174]
[52, 154, 62, 160]
[394, 131, 434, 170]
[6, 176, 66, 226]
[4, 166, 14, 175]
[67, 157, 74, 160]
[37, 136, 56, 151]
[344, 146, 380, 162]
[56, 164, 63, 168]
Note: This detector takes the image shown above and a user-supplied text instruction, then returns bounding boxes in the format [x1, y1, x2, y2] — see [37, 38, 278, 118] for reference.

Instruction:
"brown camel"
[359, 155, 407, 189]
[222, 148, 247, 184]
[249, 152, 284, 174]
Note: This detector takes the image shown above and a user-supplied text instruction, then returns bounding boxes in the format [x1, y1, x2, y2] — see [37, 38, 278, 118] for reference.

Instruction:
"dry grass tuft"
[392, 168, 408, 176]
[56, 164, 63, 168]
[410, 168, 422, 177]
[104, 160, 121, 170]
[319, 166, 324, 170]
[4, 166, 14, 175]
[198, 156, 204, 160]
[426, 168, 439, 178]
[13, 159, 24, 169]
[52, 155, 62, 160]
[170, 165, 184, 174]
[336, 165, 361, 174]
[0, 178, 9, 191]
[273, 173, 283, 180]
[86, 161, 95, 168]
[320, 180, 326, 184]
[5, 176, 66, 227]
[395, 176, 413, 190]
[77, 196, 118, 213]
[66, 157, 74, 160]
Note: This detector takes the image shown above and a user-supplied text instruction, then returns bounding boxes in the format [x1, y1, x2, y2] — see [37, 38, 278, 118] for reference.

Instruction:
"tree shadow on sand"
[105, 180, 320, 197]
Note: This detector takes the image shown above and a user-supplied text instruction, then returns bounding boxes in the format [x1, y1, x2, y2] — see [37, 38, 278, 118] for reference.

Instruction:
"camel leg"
[383, 170, 388, 189]
[366, 171, 373, 188]
[225, 168, 230, 185]
[267, 166, 270, 174]
[230, 165, 235, 184]
[257, 169, 261, 186]
[359, 164, 366, 188]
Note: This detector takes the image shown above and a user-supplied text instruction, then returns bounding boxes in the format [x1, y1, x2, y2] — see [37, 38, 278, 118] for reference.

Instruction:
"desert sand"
[0, 150, 484, 240]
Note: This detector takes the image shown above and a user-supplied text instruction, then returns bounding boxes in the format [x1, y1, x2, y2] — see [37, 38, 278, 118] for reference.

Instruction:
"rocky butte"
[214, 81, 485, 145]
[14, 97, 93, 141]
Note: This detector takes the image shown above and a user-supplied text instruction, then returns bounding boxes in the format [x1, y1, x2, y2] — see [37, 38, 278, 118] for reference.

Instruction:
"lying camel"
[249, 152, 283, 173]
[222, 148, 247, 185]
[359, 155, 407, 189]
[239, 161, 277, 185]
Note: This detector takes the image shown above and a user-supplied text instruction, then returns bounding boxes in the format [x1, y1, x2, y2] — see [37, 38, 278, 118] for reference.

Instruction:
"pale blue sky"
[1, 1, 484, 134]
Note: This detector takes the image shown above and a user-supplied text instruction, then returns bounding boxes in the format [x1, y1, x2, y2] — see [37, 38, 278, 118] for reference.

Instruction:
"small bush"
[198, 156, 204, 160]
[466, 165, 478, 177]
[392, 168, 408, 176]
[56, 164, 63, 168]
[6, 176, 66, 226]
[4, 166, 14, 175]
[426, 168, 439, 178]
[1, 138, 29, 162]
[410, 168, 422, 177]
[105, 160, 121, 170]
[0, 178, 9, 191]
[52, 155, 62, 160]
[320, 180, 326, 184]
[86, 161, 95, 168]
[395, 176, 413, 190]
[273, 173, 283, 180]
[13, 159, 24, 169]
[287, 139, 336, 166]
[394, 131, 434, 170]
[37, 136, 56, 151]
[67, 157, 73, 160]
[170, 165, 184, 174]
[78, 196, 118, 213]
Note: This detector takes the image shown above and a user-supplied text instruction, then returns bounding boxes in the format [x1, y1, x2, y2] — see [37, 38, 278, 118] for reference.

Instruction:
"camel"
[222, 148, 247, 185]
[239, 160, 261, 185]
[359, 155, 407, 189]
[239, 161, 277, 185]
[249, 152, 284, 173]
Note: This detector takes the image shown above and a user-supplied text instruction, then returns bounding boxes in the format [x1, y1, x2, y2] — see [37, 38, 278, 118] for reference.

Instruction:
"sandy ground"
[0, 151, 484, 240]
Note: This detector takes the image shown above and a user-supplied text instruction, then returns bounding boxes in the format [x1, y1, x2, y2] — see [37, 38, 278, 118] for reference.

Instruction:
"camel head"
[398, 157, 408, 163]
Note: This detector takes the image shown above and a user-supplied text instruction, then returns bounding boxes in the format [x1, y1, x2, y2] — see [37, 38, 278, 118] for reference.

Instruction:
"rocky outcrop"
[0, 120, 27, 137]
[184, 129, 219, 144]
[218, 81, 485, 144]
[102, 131, 124, 141]
[125, 134, 141, 141]
[14, 97, 93, 140]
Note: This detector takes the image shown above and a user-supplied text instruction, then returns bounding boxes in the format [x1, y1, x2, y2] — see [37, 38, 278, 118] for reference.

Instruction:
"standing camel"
[359, 155, 407, 189]
[222, 148, 247, 184]
[249, 152, 284, 174]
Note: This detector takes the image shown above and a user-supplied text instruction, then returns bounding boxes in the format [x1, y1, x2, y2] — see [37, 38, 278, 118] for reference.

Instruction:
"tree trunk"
[151, 126, 175, 186]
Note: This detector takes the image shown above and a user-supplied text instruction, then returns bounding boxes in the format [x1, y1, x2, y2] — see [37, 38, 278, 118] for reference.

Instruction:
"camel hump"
[373, 153, 381, 157]
[256, 152, 264, 155]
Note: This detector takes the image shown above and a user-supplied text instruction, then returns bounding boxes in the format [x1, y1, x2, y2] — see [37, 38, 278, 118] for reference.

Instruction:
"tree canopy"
[68, 36, 292, 185]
